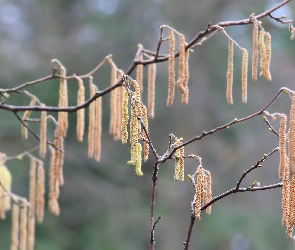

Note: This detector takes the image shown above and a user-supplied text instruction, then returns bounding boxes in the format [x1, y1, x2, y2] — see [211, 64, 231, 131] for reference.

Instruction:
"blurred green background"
[0, 0, 295, 249]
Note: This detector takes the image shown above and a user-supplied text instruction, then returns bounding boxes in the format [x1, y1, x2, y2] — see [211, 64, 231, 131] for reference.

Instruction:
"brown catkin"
[36, 162, 45, 223]
[279, 114, 287, 181]
[259, 29, 266, 77]
[109, 59, 118, 135]
[11, 203, 20, 250]
[182, 48, 190, 105]
[20, 201, 27, 250]
[29, 158, 36, 215]
[174, 138, 182, 181]
[177, 34, 186, 94]
[136, 49, 143, 92]
[289, 92, 295, 177]
[287, 175, 295, 237]
[204, 170, 212, 215]
[0, 165, 12, 219]
[88, 78, 96, 158]
[148, 62, 156, 118]
[241, 48, 248, 103]
[121, 89, 129, 144]
[114, 86, 123, 141]
[252, 19, 259, 81]
[58, 65, 68, 137]
[226, 40, 234, 105]
[94, 96, 102, 162]
[77, 77, 85, 142]
[49, 147, 60, 216]
[167, 29, 175, 107]
[264, 32, 272, 81]
[27, 213, 35, 250]
[39, 104, 47, 158]
[195, 165, 204, 220]
[282, 179, 290, 227]
[22, 97, 36, 140]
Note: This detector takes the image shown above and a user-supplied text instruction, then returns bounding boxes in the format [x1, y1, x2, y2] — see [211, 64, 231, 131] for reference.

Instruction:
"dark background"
[0, 0, 295, 249]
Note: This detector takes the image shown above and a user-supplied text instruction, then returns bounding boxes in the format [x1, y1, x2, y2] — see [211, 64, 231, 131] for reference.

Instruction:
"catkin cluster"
[121, 75, 150, 175]
[174, 138, 185, 182]
[193, 165, 212, 220]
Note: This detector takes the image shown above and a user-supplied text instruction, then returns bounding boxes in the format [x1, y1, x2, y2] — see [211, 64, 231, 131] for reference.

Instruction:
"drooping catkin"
[0, 165, 12, 219]
[182, 48, 190, 105]
[167, 29, 175, 107]
[36, 162, 45, 223]
[109, 59, 118, 135]
[88, 78, 96, 158]
[195, 165, 204, 220]
[76, 77, 85, 142]
[28, 158, 36, 250]
[20, 201, 27, 250]
[142, 105, 149, 162]
[135, 143, 143, 176]
[226, 39, 234, 105]
[94, 96, 102, 162]
[252, 19, 259, 81]
[259, 29, 266, 77]
[279, 114, 287, 181]
[121, 89, 129, 144]
[282, 179, 290, 227]
[11, 203, 20, 250]
[264, 32, 272, 81]
[241, 48, 248, 103]
[49, 147, 60, 216]
[177, 34, 186, 94]
[128, 107, 139, 165]
[204, 170, 212, 215]
[58, 65, 68, 137]
[39, 104, 47, 158]
[114, 86, 123, 141]
[174, 138, 184, 182]
[136, 47, 143, 92]
[287, 175, 295, 237]
[148, 62, 156, 118]
[289, 92, 295, 177]
[22, 97, 36, 139]
[27, 211, 35, 250]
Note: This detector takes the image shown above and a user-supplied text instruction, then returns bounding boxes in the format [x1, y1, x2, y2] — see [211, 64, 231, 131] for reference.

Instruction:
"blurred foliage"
[0, 0, 295, 249]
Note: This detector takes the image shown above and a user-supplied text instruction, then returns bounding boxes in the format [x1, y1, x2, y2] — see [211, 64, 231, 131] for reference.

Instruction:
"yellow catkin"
[20, 201, 27, 250]
[182, 48, 190, 105]
[264, 32, 272, 81]
[204, 170, 212, 215]
[0, 165, 12, 219]
[22, 97, 36, 139]
[11, 203, 20, 250]
[289, 92, 295, 177]
[39, 105, 47, 159]
[94, 96, 102, 162]
[252, 19, 259, 81]
[121, 89, 129, 144]
[241, 48, 248, 103]
[279, 114, 287, 181]
[77, 77, 85, 142]
[58, 65, 68, 137]
[109, 59, 118, 136]
[28, 159, 36, 250]
[36, 162, 45, 223]
[88, 78, 96, 158]
[226, 39, 234, 105]
[167, 29, 175, 107]
[136, 48, 143, 92]
[142, 105, 149, 162]
[128, 107, 139, 165]
[177, 34, 186, 94]
[259, 29, 266, 77]
[148, 62, 156, 118]
[195, 165, 204, 220]
[174, 138, 184, 181]
[135, 143, 143, 176]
